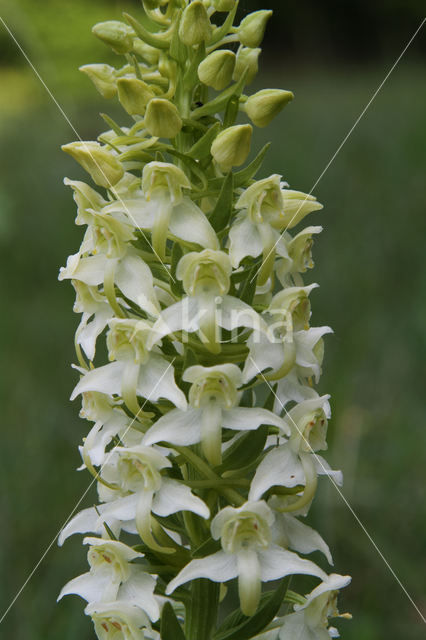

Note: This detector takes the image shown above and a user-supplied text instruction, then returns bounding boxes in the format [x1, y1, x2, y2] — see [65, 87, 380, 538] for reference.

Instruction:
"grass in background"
[0, 3, 425, 637]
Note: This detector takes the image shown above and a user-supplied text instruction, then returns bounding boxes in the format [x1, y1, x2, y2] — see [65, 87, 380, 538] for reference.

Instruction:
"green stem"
[185, 579, 219, 640]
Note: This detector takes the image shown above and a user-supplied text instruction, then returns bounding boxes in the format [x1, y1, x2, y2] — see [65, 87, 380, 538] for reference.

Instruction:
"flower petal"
[154, 478, 209, 519]
[229, 216, 263, 267]
[166, 551, 237, 594]
[169, 197, 219, 250]
[70, 361, 125, 400]
[223, 407, 290, 436]
[137, 355, 187, 410]
[143, 408, 201, 447]
[258, 546, 327, 582]
[275, 514, 333, 565]
[249, 445, 303, 501]
[118, 567, 159, 622]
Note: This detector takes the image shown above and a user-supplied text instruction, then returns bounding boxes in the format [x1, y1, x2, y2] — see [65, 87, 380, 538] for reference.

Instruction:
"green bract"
[58, 2, 350, 639]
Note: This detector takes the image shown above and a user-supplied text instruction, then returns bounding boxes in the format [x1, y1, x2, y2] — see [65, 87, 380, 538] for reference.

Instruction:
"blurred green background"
[0, 0, 425, 638]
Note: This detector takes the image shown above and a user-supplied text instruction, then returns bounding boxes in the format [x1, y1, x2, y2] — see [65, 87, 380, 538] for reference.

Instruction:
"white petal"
[229, 217, 263, 267]
[143, 408, 201, 447]
[278, 514, 333, 565]
[223, 407, 290, 436]
[77, 305, 113, 360]
[169, 198, 219, 250]
[118, 567, 159, 622]
[115, 254, 160, 316]
[249, 445, 303, 501]
[137, 355, 187, 410]
[313, 455, 343, 486]
[242, 334, 284, 383]
[58, 506, 120, 545]
[296, 573, 352, 611]
[154, 478, 209, 519]
[71, 361, 125, 400]
[59, 253, 109, 285]
[258, 546, 327, 582]
[166, 551, 237, 594]
[275, 372, 319, 408]
[58, 571, 114, 603]
[147, 298, 200, 349]
[99, 494, 138, 524]
[103, 198, 156, 229]
[278, 611, 320, 640]
[219, 296, 267, 333]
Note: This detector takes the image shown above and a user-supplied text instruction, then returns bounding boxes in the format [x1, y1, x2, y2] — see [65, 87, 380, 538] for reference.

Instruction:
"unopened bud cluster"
[58, 1, 351, 639]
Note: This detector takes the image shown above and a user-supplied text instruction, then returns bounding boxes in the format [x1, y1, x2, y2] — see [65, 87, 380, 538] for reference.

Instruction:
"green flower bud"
[144, 98, 182, 138]
[238, 10, 272, 48]
[92, 21, 134, 55]
[62, 142, 124, 188]
[198, 50, 236, 91]
[244, 89, 294, 128]
[179, 1, 212, 46]
[79, 64, 117, 99]
[233, 46, 260, 85]
[132, 38, 160, 65]
[212, 0, 236, 11]
[211, 124, 252, 172]
[281, 189, 323, 228]
[117, 77, 155, 115]
[144, 0, 169, 9]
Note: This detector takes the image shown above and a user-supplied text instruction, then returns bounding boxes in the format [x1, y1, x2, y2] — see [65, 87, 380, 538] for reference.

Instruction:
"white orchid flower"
[95, 445, 209, 553]
[60, 251, 161, 321]
[279, 573, 352, 639]
[102, 162, 219, 259]
[229, 176, 322, 285]
[166, 501, 326, 617]
[58, 537, 160, 621]
[143, 363, 289, 466]
[70, 321, 186, 416]
[85, 601, 152, 640]
[147, 249, 267, 354]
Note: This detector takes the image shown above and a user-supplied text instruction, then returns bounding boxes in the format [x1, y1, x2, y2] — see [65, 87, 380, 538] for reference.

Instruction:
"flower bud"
[281, 190, 323, 228]
[79, 64, 117, 99]
[144, 0, 168, 8]
[212, 0, 236, 11]
[144, 98, 182, 138]
[244, 89, 294, 128]
[179, 1, 212, 46]
[132, 38, 160, 65]
[62, 142, 124, 188]
[211, 124, 252, 172]
[117, 77, 155, 115]
[233, 46, 260, 85]
[238, 10, 272, 48]
[198, 50, 236, 91]
[92, 21, 134, 55]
